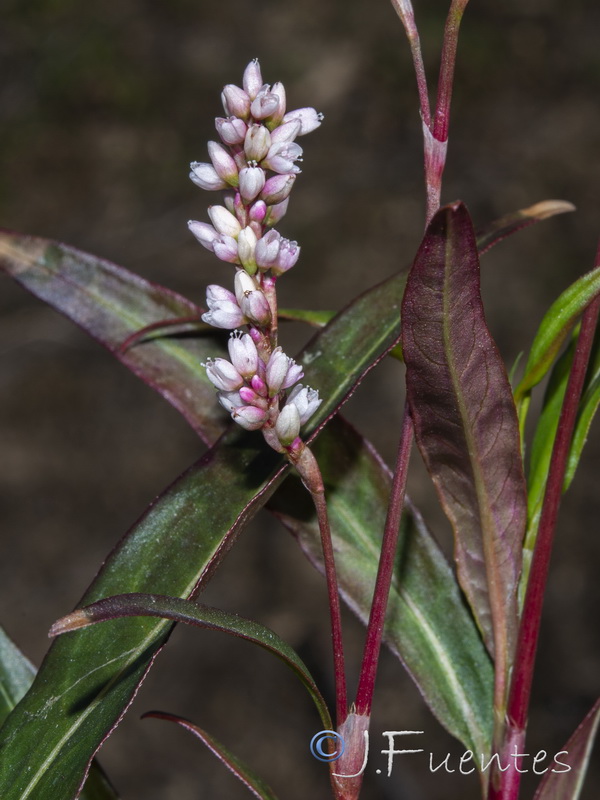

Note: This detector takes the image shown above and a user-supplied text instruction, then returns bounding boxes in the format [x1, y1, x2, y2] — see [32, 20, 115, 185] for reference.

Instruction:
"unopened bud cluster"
[192, 60, 323, 452]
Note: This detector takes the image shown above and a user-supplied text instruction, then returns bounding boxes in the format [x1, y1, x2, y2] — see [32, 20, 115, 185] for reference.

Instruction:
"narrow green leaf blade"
[515, 264, 600, 403]
[0, 627, 36, 722]
[270, 417, 493, 762]
[144, 712, 279, 800]
[0, 627, 119, 800]
[51, 594, 331, 732]
[0, 231, 225, 444]
[278, 308, 335, 327]
[401, 202, 527, 667]
[533, 698, 600, 800]
[564, 326, 600, 490]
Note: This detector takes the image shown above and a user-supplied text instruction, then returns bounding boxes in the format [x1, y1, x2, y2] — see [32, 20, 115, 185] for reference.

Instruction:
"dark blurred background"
[0, 0, 598, 798]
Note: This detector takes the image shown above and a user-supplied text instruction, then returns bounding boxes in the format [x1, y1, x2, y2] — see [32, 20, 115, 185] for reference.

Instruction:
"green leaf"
[270, 417, 493, 762]
[278, 308, 335, 327]
[475, 199, 575, 256]
[51, 593, 331, 732]
[143, 712, 279, 800]
[0, 626, 119, 800]
[0, 232, 226, 444]
[514, 264, 600, 408]
[0, 627, 36, 723]
[521, 337, 576, 606]
[533, 698, 600, 800]
[401, 203, 527, 673]
[564, 326, 600, 490]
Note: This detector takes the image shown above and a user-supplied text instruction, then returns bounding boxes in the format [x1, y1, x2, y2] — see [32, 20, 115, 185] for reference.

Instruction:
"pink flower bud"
[208, 141, 239, 186]
[251, 374, 268, 397]
[255, 229, 281, 269]
[239, 290, 272, 326]
[266, 348, 302, 396]
[249, 200, 267, 223]
[188, 220, 219, 250]
[208, 205, 242, 238]
[272, 238, 300, 276]
[228, 331, 258, 378]
[232, 405, 269, 431]
[221, 84, 251, 118]
[262, 141, 303, 174]
[213, 234, 240, 264]
[237, 226, 258, 271]
[264, 198, 289, 226]
[242, 59, 263, 100]
[287, 384, 321, 424]
[283, 107, 324, 135]
[275, 403, 301, 446]
[239, 165, 266, 203]
[251, 86, 280, 120]
[205, 357, 244, 392]
[268, 82, 287, 127]
[215, 116, 247, 145]
[234, 269, 258, 304]
[260, 174, 296, 205]
[244, 124, 271, 162]
[239, 386, 268, 409]
[202, 285, 246, 329]
[217, 390, 244, 413]
[270, 119, 301, 144]
[189, 162, 227, 191]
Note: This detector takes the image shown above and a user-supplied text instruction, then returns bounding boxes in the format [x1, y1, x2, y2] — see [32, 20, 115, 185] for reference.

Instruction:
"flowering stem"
[311, 485, 348, 727]
[355, 404, 413, 716]
[490, 282, 600, 800]
[292, 445, 348, 726]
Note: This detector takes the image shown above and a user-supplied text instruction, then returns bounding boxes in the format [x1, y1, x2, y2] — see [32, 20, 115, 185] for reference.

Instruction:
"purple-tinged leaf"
[401, 203, 527, 678]
[142, 712, 279, 800]
[533, 698, 600, 800]
[50, 593, 331, 731]
[0, 231, 225, 444]
[475, 199, 575, 256]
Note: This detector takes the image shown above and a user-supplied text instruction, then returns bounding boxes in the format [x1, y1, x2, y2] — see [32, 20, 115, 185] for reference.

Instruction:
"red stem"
[491, 283, 600, 800]
[355, 405, 414, 715]
[311, 486, 348, 727]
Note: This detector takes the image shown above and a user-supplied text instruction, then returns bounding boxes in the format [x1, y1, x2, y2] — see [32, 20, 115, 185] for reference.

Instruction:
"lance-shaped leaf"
[521, 339, 576, 608]
[0, 231, 226, 444]
[0, 626, 119, 800]
[533, 698, 600, 800]
[514, 263, 600, 408]
[270, 417, 493, 761]
[565, 325, 600, 490]
[401, 202, 526, 672]
[475, 199, 575, 256]
[142, 712, 279, 800]
[50, 593, 331, 732]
